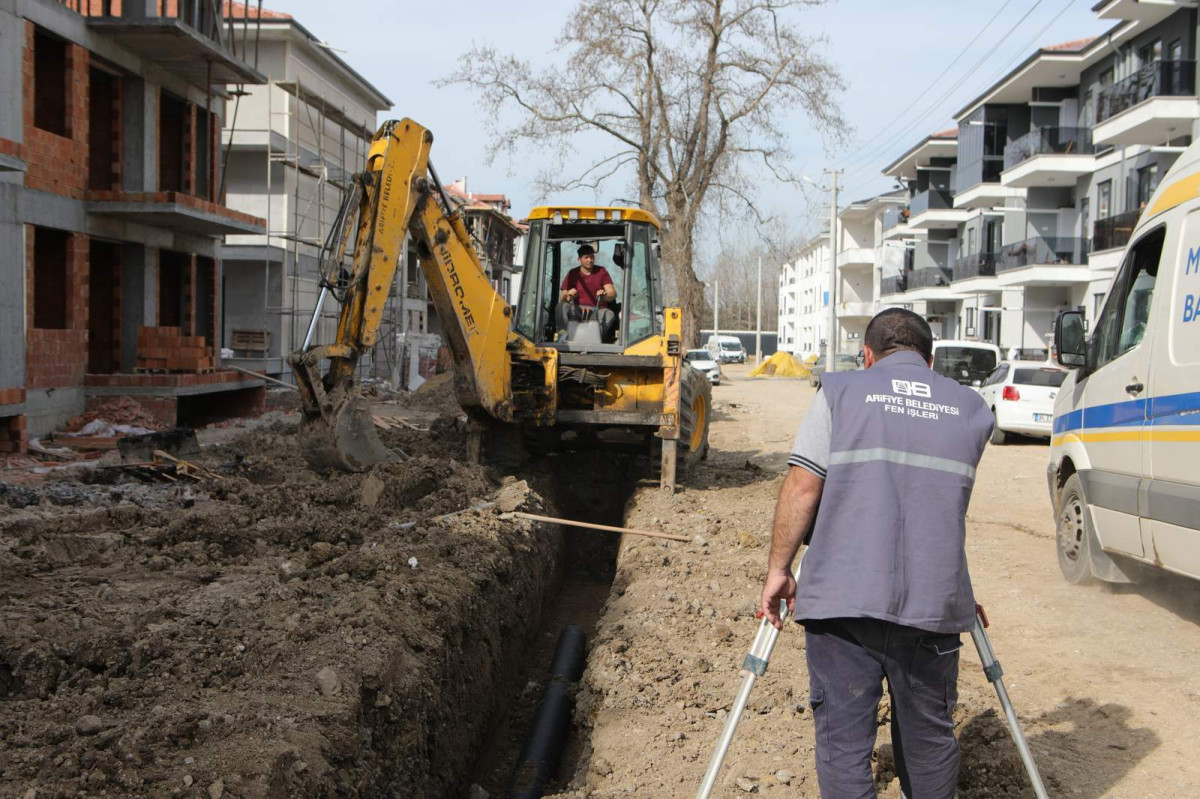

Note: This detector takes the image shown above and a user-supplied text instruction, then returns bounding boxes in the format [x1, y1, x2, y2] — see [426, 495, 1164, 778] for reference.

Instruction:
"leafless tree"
[701, 218, 804, 331]
[443, 0, 847, 343]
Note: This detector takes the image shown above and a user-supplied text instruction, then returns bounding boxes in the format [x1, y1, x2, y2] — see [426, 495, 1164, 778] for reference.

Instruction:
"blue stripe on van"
[1149, 391, 1200, 426]
[1054, 390, 1200, 433]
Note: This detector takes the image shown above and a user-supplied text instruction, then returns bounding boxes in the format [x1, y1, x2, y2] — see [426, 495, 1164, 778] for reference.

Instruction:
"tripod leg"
[696, 552, 804, 799]
[970, 613, 1049, 799]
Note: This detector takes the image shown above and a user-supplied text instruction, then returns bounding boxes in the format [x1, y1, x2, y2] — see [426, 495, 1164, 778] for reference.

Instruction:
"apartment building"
[444, 179, 524, 307]
[835, 190, 907, 349]
[219, 5, 394, 379]
[872, 0, 1198, 357]
[777, 231, 830, 359]
[0, 0, 271, 453]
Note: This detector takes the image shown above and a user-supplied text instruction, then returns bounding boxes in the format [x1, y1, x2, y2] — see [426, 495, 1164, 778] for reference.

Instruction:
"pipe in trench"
[505, 624, 587, 799]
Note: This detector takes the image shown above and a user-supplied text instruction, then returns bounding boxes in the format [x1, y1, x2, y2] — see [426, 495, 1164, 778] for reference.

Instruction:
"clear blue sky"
[277, 0, 1111, 240]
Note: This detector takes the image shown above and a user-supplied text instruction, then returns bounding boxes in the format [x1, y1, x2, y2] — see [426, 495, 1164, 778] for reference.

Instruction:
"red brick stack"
[0, 414, 27, 454]
[136, 327, 214, 372]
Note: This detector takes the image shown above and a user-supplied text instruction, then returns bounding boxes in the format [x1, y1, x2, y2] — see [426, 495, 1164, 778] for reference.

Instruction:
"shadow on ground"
[951, 696, 1159, 798]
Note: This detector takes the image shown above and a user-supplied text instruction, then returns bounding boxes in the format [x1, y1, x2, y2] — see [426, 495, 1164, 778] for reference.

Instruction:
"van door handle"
[1126, 381, 1144, 395]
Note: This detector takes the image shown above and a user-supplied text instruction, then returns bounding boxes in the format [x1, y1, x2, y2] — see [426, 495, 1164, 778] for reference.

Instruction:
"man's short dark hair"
[577, 243, 595, 256]
[864, 308, 933, 361]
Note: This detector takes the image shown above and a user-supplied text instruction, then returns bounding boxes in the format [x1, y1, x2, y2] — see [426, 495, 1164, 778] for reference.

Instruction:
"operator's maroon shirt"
[561, 266, 613, 308]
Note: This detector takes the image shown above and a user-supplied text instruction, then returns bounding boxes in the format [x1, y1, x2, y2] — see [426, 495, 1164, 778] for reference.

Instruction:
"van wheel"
[989, 409, 1007, 445]
[1056, 473, 1096, 585]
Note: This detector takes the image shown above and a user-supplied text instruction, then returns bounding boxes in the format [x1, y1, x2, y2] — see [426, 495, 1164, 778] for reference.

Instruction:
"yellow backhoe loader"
[287, 118, 710, 489]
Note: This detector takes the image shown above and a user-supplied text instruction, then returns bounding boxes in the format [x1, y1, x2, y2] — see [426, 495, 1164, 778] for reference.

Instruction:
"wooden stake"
[504, 511, 690, 542]
[153, 450, 223, 481]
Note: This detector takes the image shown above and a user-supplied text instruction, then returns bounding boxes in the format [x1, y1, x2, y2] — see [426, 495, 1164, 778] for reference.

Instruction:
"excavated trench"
[465, 449, 643, 798]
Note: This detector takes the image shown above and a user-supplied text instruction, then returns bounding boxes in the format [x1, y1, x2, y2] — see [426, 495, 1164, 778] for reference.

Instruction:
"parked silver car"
[685, 349, 721, 385]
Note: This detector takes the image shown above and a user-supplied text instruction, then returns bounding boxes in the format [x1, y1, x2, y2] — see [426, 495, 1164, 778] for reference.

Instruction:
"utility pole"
[755, 255, 763, 366]
[826, 168, 841, 373]
[714, 276, 720, 345]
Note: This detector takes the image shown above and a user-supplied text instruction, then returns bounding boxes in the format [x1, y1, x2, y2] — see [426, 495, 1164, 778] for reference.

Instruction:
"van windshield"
[720, 342, 742, 350]
[932, 347, 998, 385]
[1014, 368, 1066, 387]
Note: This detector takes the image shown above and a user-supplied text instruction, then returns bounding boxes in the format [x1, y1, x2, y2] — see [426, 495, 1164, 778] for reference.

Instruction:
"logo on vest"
[891, 379, 931, 397]
[864, 379, 961, 419]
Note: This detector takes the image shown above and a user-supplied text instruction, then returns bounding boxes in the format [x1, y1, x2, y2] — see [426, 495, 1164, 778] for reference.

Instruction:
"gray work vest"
[795, 350, 993, 633]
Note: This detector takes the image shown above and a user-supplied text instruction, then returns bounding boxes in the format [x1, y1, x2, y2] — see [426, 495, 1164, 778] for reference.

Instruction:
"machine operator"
[558, 243, 617, 340]
[759, 308, 993, 799]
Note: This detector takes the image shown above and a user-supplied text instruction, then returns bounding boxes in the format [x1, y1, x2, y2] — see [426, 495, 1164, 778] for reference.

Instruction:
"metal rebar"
[970, 614, 1049, 799]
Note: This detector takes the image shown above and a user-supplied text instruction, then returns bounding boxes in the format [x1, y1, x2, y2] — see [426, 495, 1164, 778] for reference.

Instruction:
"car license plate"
[1034, 413, 1051, 422]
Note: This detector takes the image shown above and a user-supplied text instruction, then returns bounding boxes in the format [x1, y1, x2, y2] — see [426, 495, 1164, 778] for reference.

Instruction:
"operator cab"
[514, 207, 664, 352]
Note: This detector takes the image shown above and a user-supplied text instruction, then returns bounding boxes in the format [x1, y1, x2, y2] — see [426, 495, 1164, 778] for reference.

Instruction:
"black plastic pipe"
[506, 625, 588, 799]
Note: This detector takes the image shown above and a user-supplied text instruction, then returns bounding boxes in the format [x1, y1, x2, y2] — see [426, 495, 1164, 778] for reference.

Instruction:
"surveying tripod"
[695, 551, 1049, 799]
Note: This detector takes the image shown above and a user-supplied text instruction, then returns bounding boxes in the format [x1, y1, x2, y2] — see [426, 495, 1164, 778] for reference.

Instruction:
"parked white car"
[685, 349, 721, 385]
[976, 360, 1066, 443]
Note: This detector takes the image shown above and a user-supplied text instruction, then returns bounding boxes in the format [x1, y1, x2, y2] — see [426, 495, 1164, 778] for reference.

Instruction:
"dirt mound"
[0, 419, 564, 798]
[61, 397, 167, 433]
[401, 371, 459, 412]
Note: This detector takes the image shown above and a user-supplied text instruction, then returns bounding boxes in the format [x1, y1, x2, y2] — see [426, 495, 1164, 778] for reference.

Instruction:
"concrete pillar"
[0, 219, 24, 388]
[121, 244, 157, 371]
[121, 0, 160, 20]
[122, 78, 157, 192]
[0, 0, 22, 145]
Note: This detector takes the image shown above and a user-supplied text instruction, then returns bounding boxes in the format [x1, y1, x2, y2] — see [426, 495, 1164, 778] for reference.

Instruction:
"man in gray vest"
[759, 308, 993, 798]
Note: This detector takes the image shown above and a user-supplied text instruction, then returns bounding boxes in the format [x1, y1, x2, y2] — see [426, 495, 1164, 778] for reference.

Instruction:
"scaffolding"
[223, 69, 402, 380]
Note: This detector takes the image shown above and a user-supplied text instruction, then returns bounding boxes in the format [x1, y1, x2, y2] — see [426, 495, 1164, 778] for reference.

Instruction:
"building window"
[33, 28, 69, 136]
[1097, 180, 1112, 219]
[1136, 164, 1159, 209]
[159, 92, 188, 193]
[88, 67, 121, 190]
[33, 228, 69, 330]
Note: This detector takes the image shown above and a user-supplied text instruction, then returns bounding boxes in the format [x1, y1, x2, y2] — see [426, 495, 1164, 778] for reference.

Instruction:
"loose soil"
[0, 407, 565, 798]
[5, 364, 1200, 798]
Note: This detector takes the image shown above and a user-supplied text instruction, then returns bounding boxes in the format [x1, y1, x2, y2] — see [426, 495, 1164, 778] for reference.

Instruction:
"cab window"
[1090, 226, 1164, 370]
[625, 225, 654, 343]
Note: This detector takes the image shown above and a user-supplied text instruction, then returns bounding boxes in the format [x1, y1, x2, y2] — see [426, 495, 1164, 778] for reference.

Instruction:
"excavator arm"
[288, 118, 556, 471]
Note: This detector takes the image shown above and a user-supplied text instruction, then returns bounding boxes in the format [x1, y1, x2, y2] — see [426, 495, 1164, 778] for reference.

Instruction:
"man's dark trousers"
[805, 618, 962, 798]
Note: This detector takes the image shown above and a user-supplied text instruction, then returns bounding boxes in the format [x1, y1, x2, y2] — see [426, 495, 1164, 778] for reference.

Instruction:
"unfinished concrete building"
[219, 4, 393, 379]
[0, 0, 270, 453]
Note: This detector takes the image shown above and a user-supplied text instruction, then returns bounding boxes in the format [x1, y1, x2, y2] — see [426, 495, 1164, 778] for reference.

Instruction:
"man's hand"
[560, 288, 578, 302]
[760, 569, 796, 630]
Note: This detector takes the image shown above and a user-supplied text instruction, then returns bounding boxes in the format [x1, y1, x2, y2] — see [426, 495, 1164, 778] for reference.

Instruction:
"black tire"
[1056, 473, 1096, 585]
[678, 364, 712, 478]
[990, 409, 1007, 445]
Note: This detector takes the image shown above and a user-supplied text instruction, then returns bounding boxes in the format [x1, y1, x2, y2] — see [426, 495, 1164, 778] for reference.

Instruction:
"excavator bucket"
[296, 394, 392, 473]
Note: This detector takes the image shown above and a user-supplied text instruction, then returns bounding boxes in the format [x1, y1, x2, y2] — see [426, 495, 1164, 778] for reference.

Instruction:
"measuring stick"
[696, 551, 805, 799]
[227, 365, 299, 390]
[971, 607, 1049, 799]
[504, 511, 690, 542]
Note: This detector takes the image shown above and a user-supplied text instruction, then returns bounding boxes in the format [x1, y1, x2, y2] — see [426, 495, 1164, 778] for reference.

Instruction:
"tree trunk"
[661, 204, 705, 347]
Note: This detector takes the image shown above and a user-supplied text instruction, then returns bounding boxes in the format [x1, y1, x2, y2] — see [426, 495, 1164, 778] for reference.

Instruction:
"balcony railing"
[1003, 126, 1094, 171]
[1098, 60, 1197, 122]
[909, 189, 953, 217]
[907, 266, 953, 289]
[881, 274, 907, 295]
[1092, 209, 1141, 252]
[997, 237, 1089, 271]
[883, 206, 910, 230]
[952, 252, 997, 281]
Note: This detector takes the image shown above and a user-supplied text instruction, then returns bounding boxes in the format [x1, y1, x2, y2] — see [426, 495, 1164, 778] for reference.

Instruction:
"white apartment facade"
[778, 232, 831, 360]
[219, 6, 396, 377]
[869, 0, 1199, 357]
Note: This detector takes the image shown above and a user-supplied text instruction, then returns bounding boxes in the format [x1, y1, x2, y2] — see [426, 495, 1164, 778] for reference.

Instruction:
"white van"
[930, 340, 1001, 387]
[1049, 140, 1200, 586]
[706, 335, 746, 364]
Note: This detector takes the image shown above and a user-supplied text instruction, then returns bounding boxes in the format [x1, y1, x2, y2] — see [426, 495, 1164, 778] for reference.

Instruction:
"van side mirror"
[1055, 310, 1087, 369]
